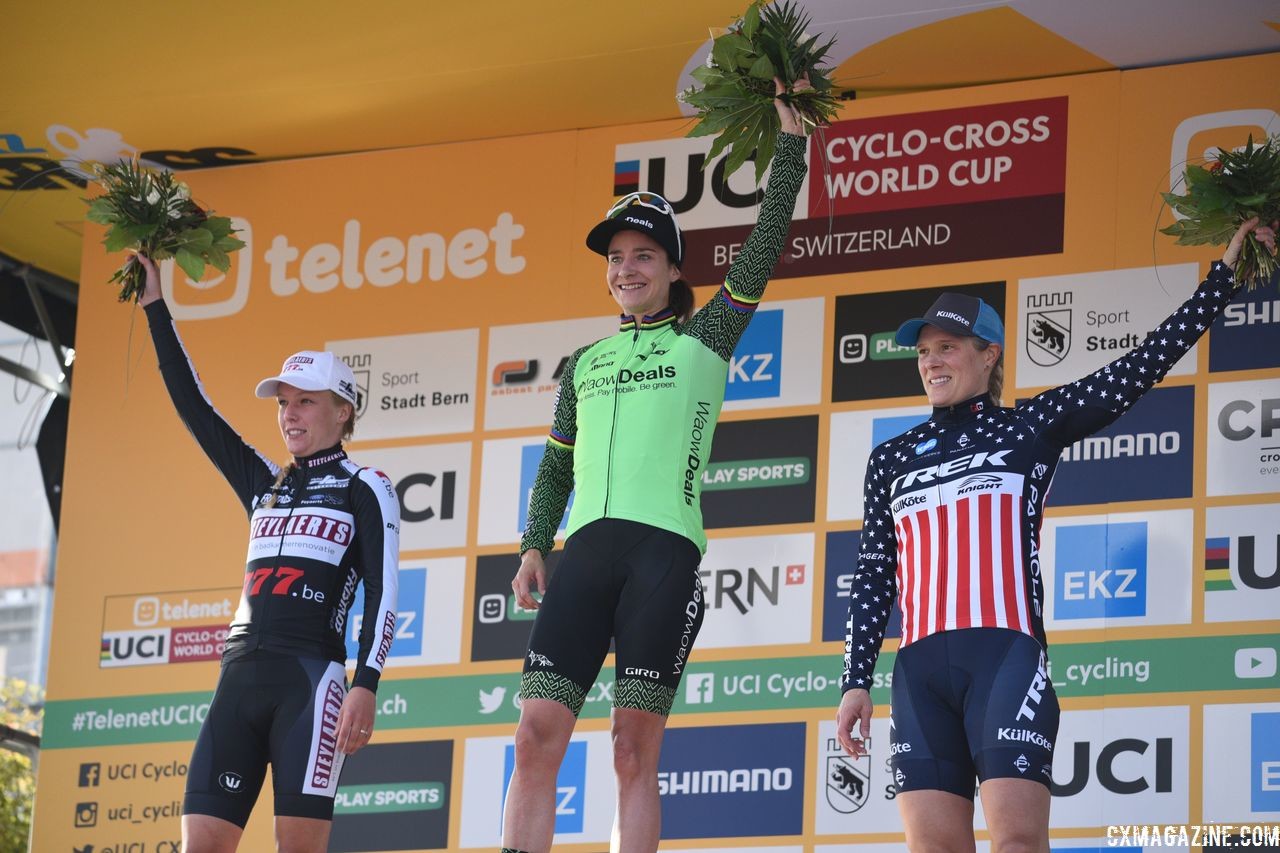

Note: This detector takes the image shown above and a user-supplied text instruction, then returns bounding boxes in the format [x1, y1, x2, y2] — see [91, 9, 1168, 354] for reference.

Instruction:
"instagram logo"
[1169, 109, 1279, 219]
[161, 215, 253, 320]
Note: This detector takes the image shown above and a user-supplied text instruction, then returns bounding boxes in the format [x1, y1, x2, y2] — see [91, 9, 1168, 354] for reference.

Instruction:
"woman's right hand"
[837, 688, 874, 758]
[135, 253, 163, 306]
[512, 549, 547, 611]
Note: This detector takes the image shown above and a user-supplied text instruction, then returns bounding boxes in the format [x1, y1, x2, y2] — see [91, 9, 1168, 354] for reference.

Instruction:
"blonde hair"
[973, 339, 1004, 405]
[263, 463, 298, 509]
[331, 392, 356, 440]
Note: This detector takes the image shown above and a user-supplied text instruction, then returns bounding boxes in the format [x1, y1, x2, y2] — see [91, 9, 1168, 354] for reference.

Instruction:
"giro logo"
[160, 216, 253, 320]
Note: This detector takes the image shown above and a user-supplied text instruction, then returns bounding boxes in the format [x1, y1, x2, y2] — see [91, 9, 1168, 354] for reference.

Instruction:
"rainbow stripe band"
[619, 307, 677, 332]
[548, 429, 575, 451]
[720, 282, 759, 313]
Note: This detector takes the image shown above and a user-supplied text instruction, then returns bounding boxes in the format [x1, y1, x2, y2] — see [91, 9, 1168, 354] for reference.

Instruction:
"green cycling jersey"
[521, 132, 807, 555]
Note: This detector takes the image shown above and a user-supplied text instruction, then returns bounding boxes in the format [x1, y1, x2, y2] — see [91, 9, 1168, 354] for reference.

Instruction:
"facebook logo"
[872, 413, 930, 447]
[1054, 522, 1148, 619]
[345, 567, 426, 661]
[685, 673, 715, 704]
[504, 739, 587, 833]
[725, 308, 782, 401]
[1253, 711, 1280, 812]
[78, 762, 100, 787]
[518, 444, 573, 534]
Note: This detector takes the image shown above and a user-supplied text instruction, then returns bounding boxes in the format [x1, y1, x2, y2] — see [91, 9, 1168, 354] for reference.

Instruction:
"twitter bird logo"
[479, 686, 507, 714]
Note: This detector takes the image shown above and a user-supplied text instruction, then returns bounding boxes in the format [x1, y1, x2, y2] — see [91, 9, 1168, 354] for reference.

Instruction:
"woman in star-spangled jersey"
[835, 219, 1274, 850]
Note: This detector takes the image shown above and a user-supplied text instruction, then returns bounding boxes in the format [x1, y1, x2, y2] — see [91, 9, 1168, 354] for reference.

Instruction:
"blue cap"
[895, 293, 1004, 347]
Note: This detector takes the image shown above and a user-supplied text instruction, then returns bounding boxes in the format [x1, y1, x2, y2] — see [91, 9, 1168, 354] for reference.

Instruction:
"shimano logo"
[658, 767, 792, 795]
[1061, 431, 1180, 462]
[998, 728, 1053, 750]
[891, 494, 927, 514]
[956, 473, 1003, 494]
[891, 450, 1012, 494]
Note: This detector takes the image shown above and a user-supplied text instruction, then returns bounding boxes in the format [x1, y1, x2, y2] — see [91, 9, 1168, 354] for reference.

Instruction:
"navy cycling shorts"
[520, 518, 704, 717]
[184, 650, 348, 826]
[888, 627, 1059, 798]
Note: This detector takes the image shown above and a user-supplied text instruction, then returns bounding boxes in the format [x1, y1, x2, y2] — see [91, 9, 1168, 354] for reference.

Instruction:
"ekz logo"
[503, 740, 586, 834]
[1252, 711, 1280, 812]
[160, 216, 253, 320]
[1053, 522, 1148, 620]
[1024, 290, 1071, 367]
[725, 309, 782, 401]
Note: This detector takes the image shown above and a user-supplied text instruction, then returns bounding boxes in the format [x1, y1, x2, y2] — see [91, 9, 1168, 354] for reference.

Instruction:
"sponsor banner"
[823, 531, 902, 643]
[476, 437, 573, 547]
[330, 740, 451, 851]
[827, 406, 932, 521]
[328, 330, 479, 439]
[722, 298, 825, 411]
[1206, 377, 1280, 496]
[1202, 702, 1280, 822]
[698, 533, 814, 649]
[1204, 503, 1280, 622]
[36, 741, 194, 851]
[1048, 706, 1189, 827]
[343, 559, 464, 668]
[831, 281, 1006, 403]
[1016, 264, 1200, 386]
[42, 633, 1280, 747]
[1209, 283, 1280, 372]
[658, 722, 805, 838]
[458, 730, 616, 847]
[484, 315, 616, 430]
[99, 588, 239, 669]
[1041, 509, 1192, 629]
[1047, 384, 1194, 506]
[346, 443, 471, 550]
[470, 552, 552, 662]
[700, 415, 819, 529]
[813, 718, 992, 834]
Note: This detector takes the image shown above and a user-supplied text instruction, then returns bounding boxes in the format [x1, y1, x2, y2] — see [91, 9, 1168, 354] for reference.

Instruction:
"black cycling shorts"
[184, 650, 348, 826]
[888, 627, 1059, 798]
[520, 518, 704, 717]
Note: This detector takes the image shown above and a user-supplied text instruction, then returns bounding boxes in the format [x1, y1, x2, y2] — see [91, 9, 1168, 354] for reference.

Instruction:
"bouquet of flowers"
[679, 0, 839, 182]
[1161, 134, 1280, 289]
[85, 160, 245, 303]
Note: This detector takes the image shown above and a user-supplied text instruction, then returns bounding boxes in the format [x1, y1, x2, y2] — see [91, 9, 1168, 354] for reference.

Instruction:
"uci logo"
[160, 216, 253, 320]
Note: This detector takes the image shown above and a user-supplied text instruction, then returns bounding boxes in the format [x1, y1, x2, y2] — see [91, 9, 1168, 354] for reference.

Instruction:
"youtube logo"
[1234, 647, 1278, 679]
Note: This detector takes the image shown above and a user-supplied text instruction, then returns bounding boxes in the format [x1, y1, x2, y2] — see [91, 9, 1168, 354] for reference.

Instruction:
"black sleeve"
[519, 346, 584, 557]
[143, 300, 278, 512]
[1024, 262, 1239, 447]
[840, 448, 899, 692]
[350, 469, 401, 693]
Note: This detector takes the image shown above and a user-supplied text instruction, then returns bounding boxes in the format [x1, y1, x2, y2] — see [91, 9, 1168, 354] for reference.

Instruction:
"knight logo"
[955, 473, 1003, 495]
[1025, 291, 1072, 367]
[825, 737, 871, 813]
[311, 681, 345, 789]
[218, 771, 244, 793]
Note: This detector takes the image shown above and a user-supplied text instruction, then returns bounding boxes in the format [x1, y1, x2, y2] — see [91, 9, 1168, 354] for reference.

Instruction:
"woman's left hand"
[774, 77, 810, 137]
[336, 685, 376, 755]
[1222, 216, 1278, 268]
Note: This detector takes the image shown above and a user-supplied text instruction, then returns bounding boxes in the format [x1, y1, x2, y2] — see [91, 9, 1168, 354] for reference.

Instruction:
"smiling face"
[276, 383, 351, 458]
[606, 230, 680, 318]
[915, 324, 1001, 408]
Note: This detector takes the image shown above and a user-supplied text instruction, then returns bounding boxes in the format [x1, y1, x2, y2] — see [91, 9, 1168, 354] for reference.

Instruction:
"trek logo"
[1252, 712, 1280, 812]
[1054, 522, 1147, 619]
[1015, 651, 1049, 722]
[503, 740, 586, 834]
[890, 450, 1011, 494]
[725, 309, 782, 401]
[1051, 737, 1173, 796]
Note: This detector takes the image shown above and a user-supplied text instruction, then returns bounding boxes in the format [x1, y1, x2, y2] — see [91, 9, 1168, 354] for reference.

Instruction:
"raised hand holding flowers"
[85, 159, 245, 303]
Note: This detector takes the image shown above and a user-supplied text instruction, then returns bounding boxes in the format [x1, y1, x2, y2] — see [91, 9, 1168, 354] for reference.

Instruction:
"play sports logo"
[160, 216, 253, 320]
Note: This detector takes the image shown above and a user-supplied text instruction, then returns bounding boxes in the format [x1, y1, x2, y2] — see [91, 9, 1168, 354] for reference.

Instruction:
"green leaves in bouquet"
[84, 160, 246, 302]
[1160, 134, 1280, 289]
[681, 0, 841, 183]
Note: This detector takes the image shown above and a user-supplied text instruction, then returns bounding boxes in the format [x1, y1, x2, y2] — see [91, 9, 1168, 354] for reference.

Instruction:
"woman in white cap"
[834, 218, 1275, 851]
[136, 255, 400, 853]
[502, 81, 808, 853]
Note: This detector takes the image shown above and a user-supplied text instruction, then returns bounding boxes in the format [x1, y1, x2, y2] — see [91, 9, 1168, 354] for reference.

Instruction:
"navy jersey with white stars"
[841, 261, 1239, 692]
